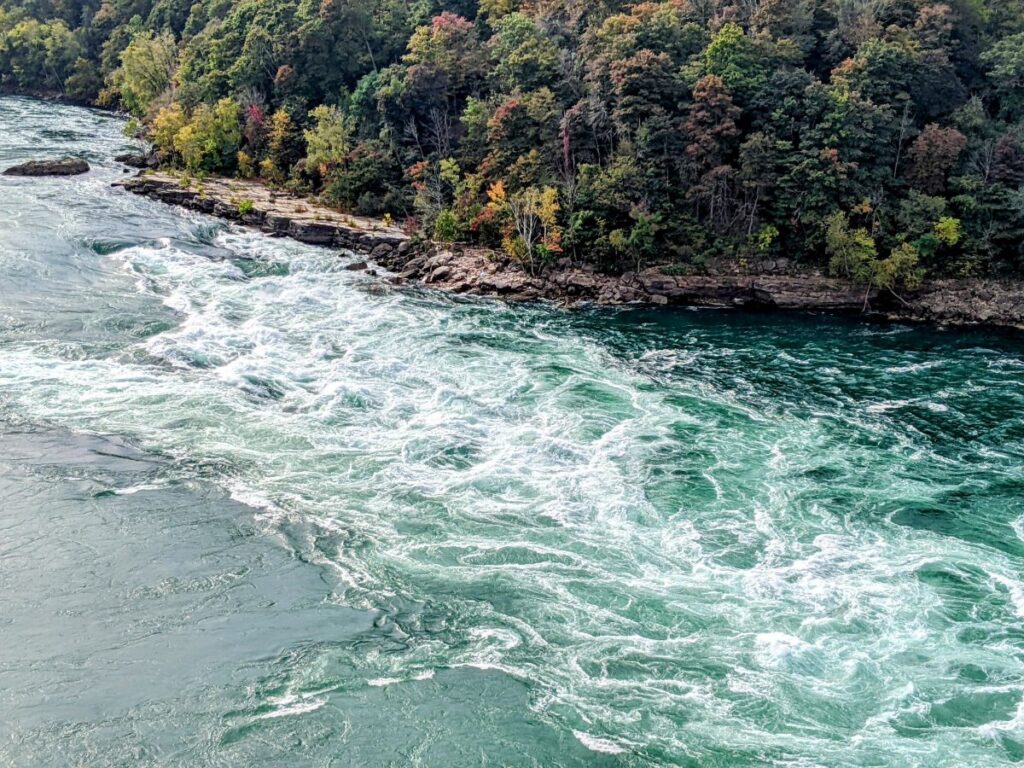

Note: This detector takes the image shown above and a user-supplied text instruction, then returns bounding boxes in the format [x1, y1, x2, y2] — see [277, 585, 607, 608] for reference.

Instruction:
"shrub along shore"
[118, 170, 1024, 329]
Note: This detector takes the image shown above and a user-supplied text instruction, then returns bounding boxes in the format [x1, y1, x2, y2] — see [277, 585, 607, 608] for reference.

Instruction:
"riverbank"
[117, 171, 1024, 330]
[0, 87, 110, 110]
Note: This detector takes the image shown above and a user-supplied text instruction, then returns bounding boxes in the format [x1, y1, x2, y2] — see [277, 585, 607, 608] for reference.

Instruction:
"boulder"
[564, 271, 599, 293]
[212, 201, 241, 220]
[344, 261, 368, 271]
[265, 214, 291, 234]
[288, 221, 338, 245]
[398, 254, 430, 276]
[4, 158, 90, 176]
[427, 265, 452, 283]
[449, 277, 474, 293]
[369, 242, 393, 260]
[639, 275, 678, 295]
[478, 271, 532, 294]
[425, 251, 455, 271]
[114, 153, 150, 169]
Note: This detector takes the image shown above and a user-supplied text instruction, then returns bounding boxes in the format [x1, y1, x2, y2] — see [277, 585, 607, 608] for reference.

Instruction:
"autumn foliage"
[5, 0, 1023, 278]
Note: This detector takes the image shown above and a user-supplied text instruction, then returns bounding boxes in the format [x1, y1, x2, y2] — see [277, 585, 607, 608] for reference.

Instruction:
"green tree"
[826, 211, 877, 280]
[114, 31, 177, 117]
[173, 98, 241, 172]
[981, 33, 1024, 119]
[699, 23, 768, 105]
[304, 104, 351, 176]
[151, 101, 187, 158]
[488, 13, 561, 93]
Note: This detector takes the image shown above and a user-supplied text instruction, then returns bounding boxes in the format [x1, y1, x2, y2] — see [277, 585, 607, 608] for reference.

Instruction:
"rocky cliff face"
[119, 172, 1024, 330]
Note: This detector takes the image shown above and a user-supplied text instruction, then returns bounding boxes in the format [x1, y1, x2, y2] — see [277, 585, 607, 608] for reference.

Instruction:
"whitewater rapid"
[2, 97, 1024, 767]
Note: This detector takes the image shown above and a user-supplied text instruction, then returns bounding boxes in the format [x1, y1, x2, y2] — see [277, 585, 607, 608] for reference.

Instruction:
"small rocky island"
[3, 157, 90, 176]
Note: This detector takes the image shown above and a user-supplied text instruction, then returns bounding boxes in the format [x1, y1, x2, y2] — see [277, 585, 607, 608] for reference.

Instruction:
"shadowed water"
[1, 97, 1023, 767]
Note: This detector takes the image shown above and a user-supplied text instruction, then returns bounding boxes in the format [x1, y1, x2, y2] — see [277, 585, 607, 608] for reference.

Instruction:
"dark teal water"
[2, 97, 1024, 767]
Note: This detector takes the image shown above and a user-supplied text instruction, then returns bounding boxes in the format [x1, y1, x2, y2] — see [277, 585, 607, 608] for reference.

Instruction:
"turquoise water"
[1, 97, 1023, 767]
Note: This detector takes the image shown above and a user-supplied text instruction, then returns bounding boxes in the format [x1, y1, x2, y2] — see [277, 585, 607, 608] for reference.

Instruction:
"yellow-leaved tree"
[486, 181, 562, 275]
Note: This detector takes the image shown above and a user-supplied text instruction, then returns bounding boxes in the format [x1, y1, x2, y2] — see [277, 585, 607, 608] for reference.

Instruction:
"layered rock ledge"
[118, 172, 1024, 330]
[384, 250, 1024, 329]
[119, 173, 409, 258]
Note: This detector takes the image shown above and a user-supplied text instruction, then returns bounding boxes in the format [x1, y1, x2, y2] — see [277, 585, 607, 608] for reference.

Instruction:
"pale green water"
[1, 97, 1024, 767]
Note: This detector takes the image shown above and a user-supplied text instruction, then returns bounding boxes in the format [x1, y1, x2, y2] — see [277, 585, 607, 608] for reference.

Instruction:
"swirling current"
[1, 97, 1023, 767]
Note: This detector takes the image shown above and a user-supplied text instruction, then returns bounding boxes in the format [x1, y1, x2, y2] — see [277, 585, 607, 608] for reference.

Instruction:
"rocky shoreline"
[117, 171, 1024, 330]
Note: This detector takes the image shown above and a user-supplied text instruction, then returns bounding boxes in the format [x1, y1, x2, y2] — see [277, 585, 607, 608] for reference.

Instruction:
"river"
[1, 96, 1023, 767]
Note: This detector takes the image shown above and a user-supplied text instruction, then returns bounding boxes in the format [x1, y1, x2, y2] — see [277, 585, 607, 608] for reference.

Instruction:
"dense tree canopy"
[3, 0, 1024, 279]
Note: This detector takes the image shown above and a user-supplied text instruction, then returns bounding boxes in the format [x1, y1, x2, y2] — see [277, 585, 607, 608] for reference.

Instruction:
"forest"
[2, 0, 1023, 283]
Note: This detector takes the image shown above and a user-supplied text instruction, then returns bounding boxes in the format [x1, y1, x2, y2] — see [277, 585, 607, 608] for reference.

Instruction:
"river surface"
[1, 97, 1023, 767]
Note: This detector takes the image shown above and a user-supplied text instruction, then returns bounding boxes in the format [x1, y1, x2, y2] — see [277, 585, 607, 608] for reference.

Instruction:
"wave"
[2, 109, 1024, 764]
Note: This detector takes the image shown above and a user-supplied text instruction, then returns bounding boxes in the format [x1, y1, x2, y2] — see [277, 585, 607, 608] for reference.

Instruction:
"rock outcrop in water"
[114, 152, 156, 169]
[118, 171, 1024, 330]
[4, 157, 90, 176]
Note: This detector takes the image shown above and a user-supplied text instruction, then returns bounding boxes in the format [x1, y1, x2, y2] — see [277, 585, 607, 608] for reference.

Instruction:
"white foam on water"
[366, 670, 435, 687]
[754, 633, 813, 668]
[867, 399, 912, 413]
[1, 193, 1023, 766]
[1012, 519, 1024, 551]
[257, 694, 327, 720]
[885, 361, 943, 374]
[572, 730, 629, 754]
[110, 482, 169, 496]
